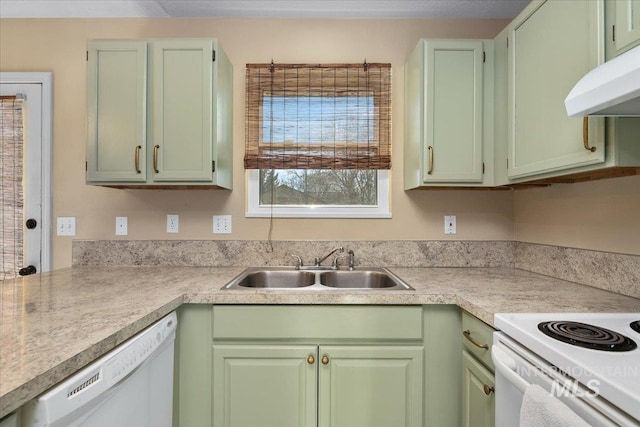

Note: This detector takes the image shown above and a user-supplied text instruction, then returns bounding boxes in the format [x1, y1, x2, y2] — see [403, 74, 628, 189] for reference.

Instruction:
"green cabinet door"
[318, 346, 423, 427]
[212, 345, 318, 427]
[423, 40, 484, 183]
[87, 40, 147, 182]
[405, 39, 490, 188]
[508, 0, 606, 180]
[462, 351, 495, 427]
[151, 39, 213, 182]
[0, 412, 19, 427]
[614, 0, 640, 55]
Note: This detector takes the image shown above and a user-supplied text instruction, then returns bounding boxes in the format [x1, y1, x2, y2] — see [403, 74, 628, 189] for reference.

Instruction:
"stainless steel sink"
[223, 267, 413, 290]
[319, 269, 409, 289]
[224, 268, 316, 288]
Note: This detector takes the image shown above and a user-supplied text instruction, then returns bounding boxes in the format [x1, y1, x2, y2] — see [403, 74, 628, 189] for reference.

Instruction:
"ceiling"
[1, 0, 531, 19]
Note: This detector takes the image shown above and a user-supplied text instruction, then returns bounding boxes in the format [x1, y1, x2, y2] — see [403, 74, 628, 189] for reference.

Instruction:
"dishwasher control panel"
[104, 314, 176, 385]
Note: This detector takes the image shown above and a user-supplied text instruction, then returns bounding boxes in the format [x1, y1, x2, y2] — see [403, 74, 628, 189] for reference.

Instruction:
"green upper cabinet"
[150, 40, 214, 182]
[610, 0, 640, 56]
[87, 38, 233, 188]
[87, 40, 148, 183]
[405, 39, 494, 188]
[507, 0, 606, 180]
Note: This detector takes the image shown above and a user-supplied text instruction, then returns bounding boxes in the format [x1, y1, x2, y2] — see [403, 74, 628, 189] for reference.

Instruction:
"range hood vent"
[565, 45, 640, 117]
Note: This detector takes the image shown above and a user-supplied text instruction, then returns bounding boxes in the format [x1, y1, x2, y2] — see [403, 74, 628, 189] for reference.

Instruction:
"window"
[245, 63, 391, 218]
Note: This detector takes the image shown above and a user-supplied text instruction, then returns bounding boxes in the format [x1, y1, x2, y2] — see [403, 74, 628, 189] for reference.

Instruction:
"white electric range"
[493, 313, 640, 427]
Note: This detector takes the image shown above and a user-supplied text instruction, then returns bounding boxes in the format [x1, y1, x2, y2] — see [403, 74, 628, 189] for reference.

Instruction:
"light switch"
[57, 217, 76, 236]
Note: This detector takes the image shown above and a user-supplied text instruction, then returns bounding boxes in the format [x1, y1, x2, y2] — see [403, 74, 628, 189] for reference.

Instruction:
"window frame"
[244, 63, 392, 219]
[246, 169, 391, 218]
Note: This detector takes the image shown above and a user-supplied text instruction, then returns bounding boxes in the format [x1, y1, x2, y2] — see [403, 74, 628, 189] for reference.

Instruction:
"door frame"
[0, 72, 53, 273]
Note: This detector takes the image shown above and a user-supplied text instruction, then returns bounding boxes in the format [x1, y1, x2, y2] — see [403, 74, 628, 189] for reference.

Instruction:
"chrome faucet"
[290, 254, 304, 270]
[314, 247, 344, 267]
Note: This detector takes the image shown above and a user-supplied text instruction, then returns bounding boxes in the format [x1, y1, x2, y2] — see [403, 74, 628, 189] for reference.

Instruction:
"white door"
[0, 73, 52, 278]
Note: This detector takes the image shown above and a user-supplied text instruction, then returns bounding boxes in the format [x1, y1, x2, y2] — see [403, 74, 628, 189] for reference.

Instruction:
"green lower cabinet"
[181, 304, 458, 427]
[212, 344, 423, 427]
[0, 412, 19, 427]
[462, 351, 495, 427]
[318, 346, 423, 427]
[173, 305, 213, 427]
[212, 345, 317, 427]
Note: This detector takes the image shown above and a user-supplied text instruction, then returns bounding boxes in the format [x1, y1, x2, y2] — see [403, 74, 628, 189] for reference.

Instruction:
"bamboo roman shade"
[245, 63, 391, 170]
[1, 96, 24, 281]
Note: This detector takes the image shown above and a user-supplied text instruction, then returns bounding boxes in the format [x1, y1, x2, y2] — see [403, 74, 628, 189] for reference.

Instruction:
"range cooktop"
[537, 320, 637, 352]
[495, 312, 640, 422]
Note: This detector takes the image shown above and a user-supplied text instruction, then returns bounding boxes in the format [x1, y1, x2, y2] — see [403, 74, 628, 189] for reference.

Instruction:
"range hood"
[565, 45, 640, 117]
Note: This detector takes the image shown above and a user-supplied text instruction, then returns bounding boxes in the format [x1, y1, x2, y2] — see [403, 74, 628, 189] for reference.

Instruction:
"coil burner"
[538, 321, 637, 352]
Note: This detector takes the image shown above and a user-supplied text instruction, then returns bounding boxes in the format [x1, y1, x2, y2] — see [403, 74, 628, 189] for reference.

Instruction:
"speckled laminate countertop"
[1, 266, 639, 418]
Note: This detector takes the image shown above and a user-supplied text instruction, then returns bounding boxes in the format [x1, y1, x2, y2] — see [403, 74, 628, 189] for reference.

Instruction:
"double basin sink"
[223, 267, 414, 291]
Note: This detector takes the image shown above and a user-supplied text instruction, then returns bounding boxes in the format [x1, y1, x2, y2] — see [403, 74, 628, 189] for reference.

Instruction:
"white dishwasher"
[22, 311, 177, 427]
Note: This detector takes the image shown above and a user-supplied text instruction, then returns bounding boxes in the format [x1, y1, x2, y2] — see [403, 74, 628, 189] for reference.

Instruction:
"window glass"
[259, 169, 377, 206]
[262, 96, 374, 144]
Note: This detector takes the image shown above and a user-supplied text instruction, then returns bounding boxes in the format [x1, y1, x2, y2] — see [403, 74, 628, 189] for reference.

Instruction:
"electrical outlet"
[213, 215, 232, 234]
[445, 215, 456, 235]
[167, 214, 179, 233]
[116, 216, 128, 236]
[57, 217, 76, 236]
